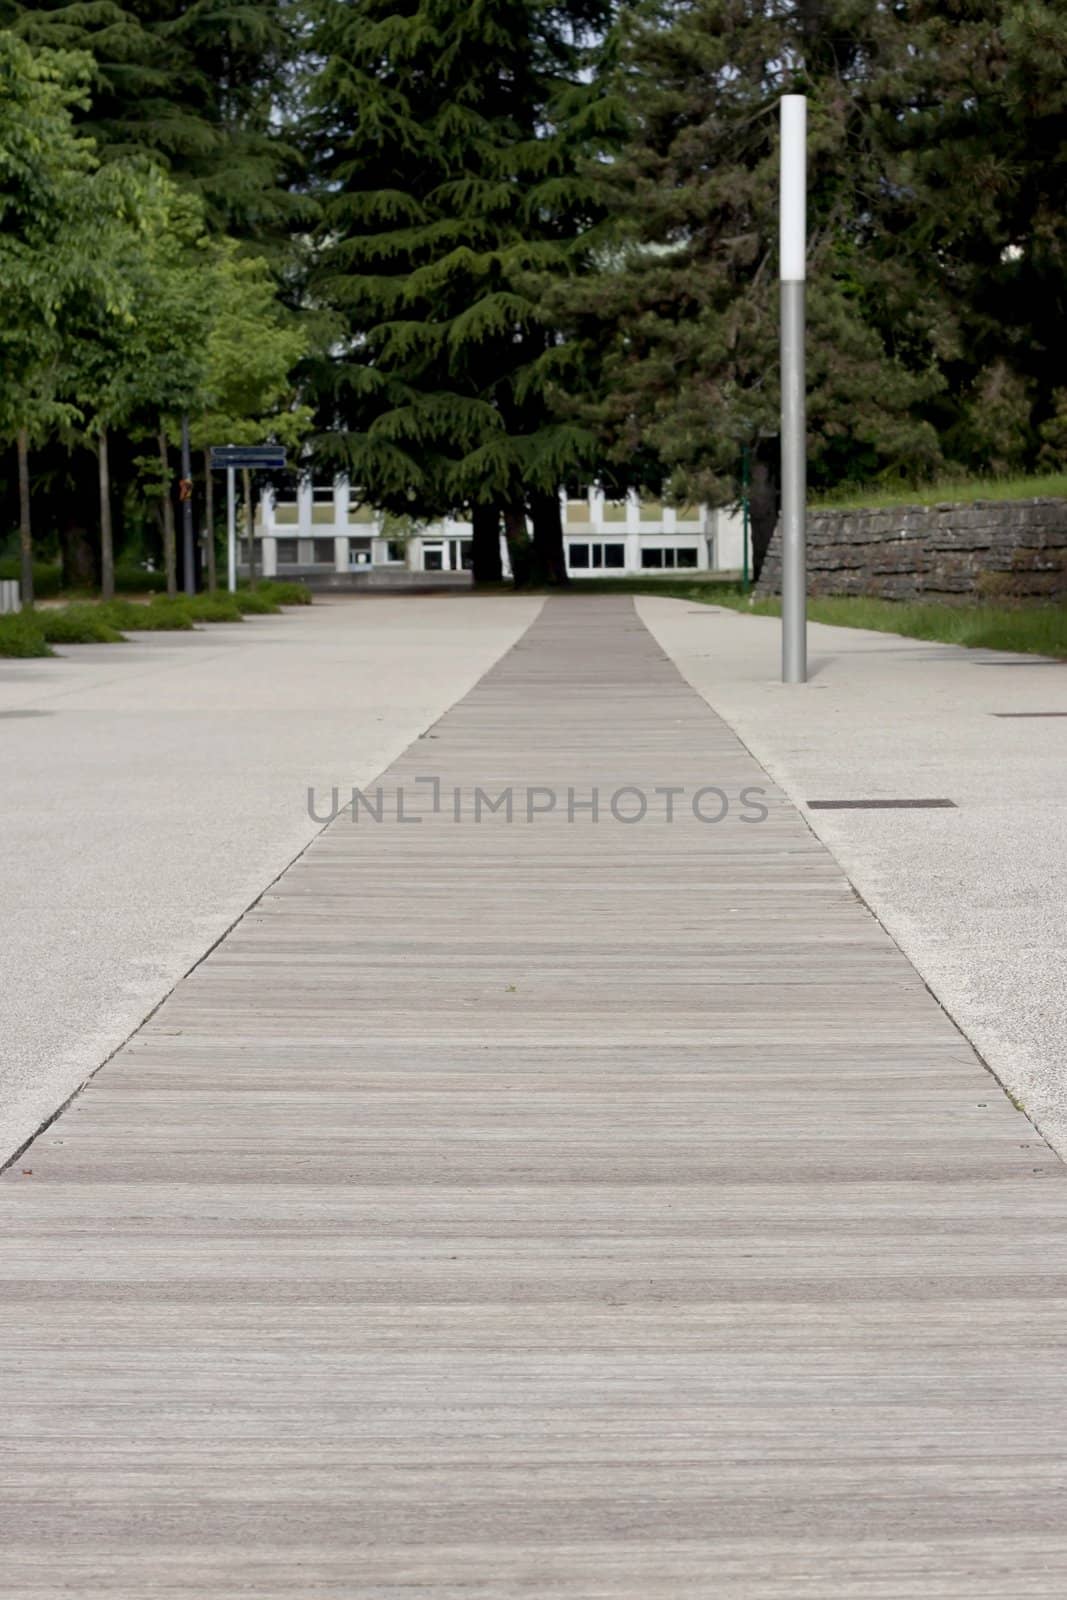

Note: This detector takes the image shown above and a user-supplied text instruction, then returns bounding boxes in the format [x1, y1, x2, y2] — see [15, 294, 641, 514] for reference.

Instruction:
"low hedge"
[0, 611, 52, 657]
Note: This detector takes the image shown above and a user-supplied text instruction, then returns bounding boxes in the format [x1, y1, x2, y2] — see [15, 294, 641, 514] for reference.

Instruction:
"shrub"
[0, 560, 63, 599]
[115, 564, 169, 594]
[102, 598, 195, 632]
[234, 588, 282, 615]
[38, 605, 125, 644]
[254, 580, 312, 606]
[184, 594, 245, 623]
[0, 611, 52, 657]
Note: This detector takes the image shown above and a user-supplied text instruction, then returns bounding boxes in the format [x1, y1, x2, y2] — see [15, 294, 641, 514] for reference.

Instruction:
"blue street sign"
[210, 446, 288, 470]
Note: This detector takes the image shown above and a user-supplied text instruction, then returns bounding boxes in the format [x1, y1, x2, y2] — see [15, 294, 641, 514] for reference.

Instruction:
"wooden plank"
[3, 595, 1067, 1597]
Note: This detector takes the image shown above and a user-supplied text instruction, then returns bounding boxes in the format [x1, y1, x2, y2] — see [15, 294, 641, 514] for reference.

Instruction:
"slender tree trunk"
[158, 429, 177, 596]
[203, 448, 217, 592]
[98, 426, 115, 601]
[529, 489, 568, 586]
[470, 502, 503, 586]
[503, 503, 530, 587]
[243, 466, 256, 583]
[749, 450, 779, 583]
[16, 427, 33, 610]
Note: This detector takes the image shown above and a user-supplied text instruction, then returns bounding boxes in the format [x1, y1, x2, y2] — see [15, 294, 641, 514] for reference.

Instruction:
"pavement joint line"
[805, 798, 957, 810]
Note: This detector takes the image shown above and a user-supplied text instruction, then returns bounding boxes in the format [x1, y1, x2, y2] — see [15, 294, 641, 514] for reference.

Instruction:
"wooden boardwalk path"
[4, 596, 1067, 1597]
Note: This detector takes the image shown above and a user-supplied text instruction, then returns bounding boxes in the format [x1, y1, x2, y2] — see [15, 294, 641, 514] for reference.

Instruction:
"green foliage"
[185, 238, 310, 452]
[581, 579, 1067, 659]
[305, 0, 619, 531]
[0, 31, 97, 446]
[251, 579, 311, 605]
[0, 557, 61, 596]
[810, 474, 1067, 512]
[1, 0, 303, 245]
[37, 602, 125, 642]
[713, 592, 1067, 661]
[102, 596, 194, 630]
[182, 592, 244, 622]
[0, 608, 51, 654]
[232, 587, 281, 614]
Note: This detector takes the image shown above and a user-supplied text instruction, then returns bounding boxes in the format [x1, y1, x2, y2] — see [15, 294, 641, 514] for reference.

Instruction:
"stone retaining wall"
[755, 498, 1067, 601]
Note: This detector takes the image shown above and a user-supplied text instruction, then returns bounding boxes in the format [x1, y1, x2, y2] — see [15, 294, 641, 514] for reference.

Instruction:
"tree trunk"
[17, 427, 33, 610]
[98, 426, 115, 601]
[470, 502, 503, 586]
[203, 448, 216, 592]
[243, 466, 256, 583]
[59, 517, 97, 590]
[502, 502, 532, 587]
[529, 489, 568, 586]
[158, 430, 177, 596]
[749, 450, 780, 582]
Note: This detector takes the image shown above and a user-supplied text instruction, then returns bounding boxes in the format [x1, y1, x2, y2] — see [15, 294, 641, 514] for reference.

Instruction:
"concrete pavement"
[5, 595, 1067, 1597]
[0, 595, 541, 1162]
[638, 595, 1067, 1156]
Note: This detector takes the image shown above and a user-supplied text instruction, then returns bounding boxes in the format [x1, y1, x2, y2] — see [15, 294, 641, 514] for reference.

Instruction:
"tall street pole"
[226, 461, 237, 593]
[780, 94, 807, 684]
[180, 413, 196, 596]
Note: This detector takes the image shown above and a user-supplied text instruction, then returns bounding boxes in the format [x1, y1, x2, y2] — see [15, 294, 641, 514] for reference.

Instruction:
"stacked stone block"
[755, 498, 1067, 601]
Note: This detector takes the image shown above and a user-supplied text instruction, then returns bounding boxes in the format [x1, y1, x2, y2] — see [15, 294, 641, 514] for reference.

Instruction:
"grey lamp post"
[780, 94, 807, 683]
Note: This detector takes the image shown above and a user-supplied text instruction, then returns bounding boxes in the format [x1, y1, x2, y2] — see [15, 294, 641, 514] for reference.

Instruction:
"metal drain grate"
[991, 711, 1067, 718]
[806, 798, 956, 810]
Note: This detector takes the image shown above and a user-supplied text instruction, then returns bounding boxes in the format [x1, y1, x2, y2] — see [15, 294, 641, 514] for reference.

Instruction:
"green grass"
[0, 611, 52, 657]
[581, 576, 1067, 659]
[809, 472, 1067, 512]
[717, 592, 1067, 657]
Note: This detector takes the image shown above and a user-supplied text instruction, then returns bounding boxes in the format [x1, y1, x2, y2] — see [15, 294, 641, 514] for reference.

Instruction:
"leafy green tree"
[186, 239, 309, 588]
[305, 0, 621, 584]
[62, 167, 214, 594]
[0, 31, 98, 604]
[554, 0, 954, 570]
[1, 0, 301, 243]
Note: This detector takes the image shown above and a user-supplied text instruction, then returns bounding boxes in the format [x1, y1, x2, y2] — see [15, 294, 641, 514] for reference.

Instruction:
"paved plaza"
[3, 595, 1066, 1596]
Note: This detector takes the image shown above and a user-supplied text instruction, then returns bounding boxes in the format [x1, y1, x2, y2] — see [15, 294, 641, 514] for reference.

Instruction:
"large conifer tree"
[305, 0, 620, 583]
[1, 0, 300, 240]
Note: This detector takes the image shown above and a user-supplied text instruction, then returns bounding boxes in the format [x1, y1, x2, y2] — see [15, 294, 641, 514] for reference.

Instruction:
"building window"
[641, 546, 698, 569]
[572, 541, 626, 571]
[386, 541, 405, 563]
[276, 539, 298, 563]
[424, 547, 443, 571]
[313, 538, 335, 564]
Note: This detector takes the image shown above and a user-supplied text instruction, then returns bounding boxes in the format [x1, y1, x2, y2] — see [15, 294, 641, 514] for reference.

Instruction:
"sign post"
[226, 465, 236, 593]
[780, 94, 807, 684]
[180, 414, 195, 596]
[209, 445, 288, 594]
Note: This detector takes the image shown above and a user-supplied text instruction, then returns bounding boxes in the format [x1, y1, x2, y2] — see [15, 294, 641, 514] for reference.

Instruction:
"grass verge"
[0, 579, 309, 656]
[580, 577, 1067, 659]
[809, 472, 1067, 512]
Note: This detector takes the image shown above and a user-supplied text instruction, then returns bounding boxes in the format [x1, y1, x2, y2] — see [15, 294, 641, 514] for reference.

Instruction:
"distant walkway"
[5, 597, 1067, 1598]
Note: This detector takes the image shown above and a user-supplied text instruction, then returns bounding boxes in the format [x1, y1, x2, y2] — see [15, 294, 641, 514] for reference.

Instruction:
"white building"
[249, 481, 745, 582]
